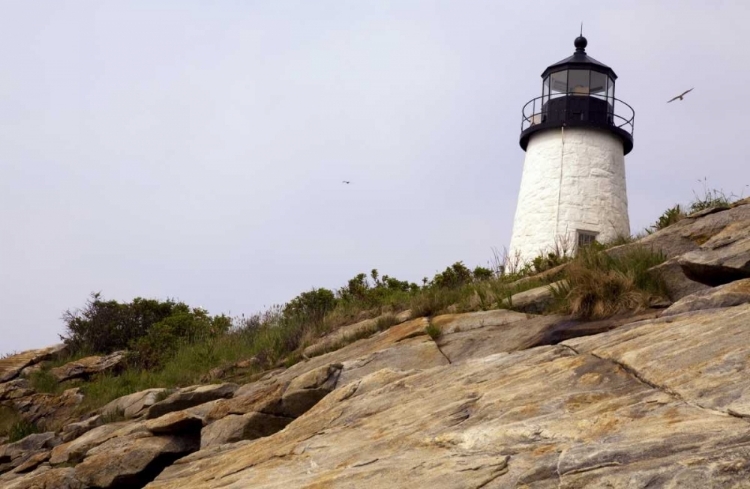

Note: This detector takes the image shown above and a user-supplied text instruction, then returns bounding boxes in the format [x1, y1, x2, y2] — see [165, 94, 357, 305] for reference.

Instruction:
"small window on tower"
[577, 230, 598, 250]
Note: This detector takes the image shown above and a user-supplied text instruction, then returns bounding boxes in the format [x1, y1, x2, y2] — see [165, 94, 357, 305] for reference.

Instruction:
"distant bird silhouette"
[667, 88, 694, 103]
[342, 181, 351, 184]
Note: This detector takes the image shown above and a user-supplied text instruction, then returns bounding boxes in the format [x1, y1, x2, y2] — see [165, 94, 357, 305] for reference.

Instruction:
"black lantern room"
[520, 36, 635, 155]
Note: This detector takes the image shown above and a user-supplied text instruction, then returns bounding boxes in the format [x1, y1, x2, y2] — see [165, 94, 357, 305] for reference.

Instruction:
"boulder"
[50, 421, 131, 465]
[679, 221, 750, 285]
[303, 312, 411, 358]
[2, 467, 85, 489]
[0, 345, 67, 383]
[647, 257, 710, 301]
[101, 388, 168, 419]
[145, 412, 204, 436]
[60, 415, 104, 443]
[145, 384, 238, 420]
[663, 278, 750, 316]
[0, 433, 60, 474]
[275, 363, 342, 418]
[49, 351, 125, 382]
[0, 379, 33, 401]
[11, 388, 84, 430]
[507, 282, 560, 314]
[200, 412, 292, 448]
[608, 202, 750, 261]
[75, 433, 199, 488]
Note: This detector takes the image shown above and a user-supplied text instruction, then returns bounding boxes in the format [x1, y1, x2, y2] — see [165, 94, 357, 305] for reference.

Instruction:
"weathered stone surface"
[75, 434, 199, 488]
[434, 314, 567, 363]
[609, 202, 750, 260]
[0, 433, 60, 474]
[0, 379, 33, 401]
[507, 281, 560, 314]
[102, 388, 168, 420]
[649, 257, 710, 301]
[50, 421, 131, 465]
[145, 411, 204, 436]
[430, 309, 529, 335]
[146, 384, 238, 420]
[0, 345, 67, 383]
[200, 412, 292, 448]
[663, 278, 750, 316]
[679, 221, 750, 285]
[11, 451, 49, 474]
[3, 467, 85, 489]
[11, 388, 84, 430]
[566, 303, 750, 417]
[49, 351, 126, 382]
[60, 415, 104, 443]
[303, 312, 412, 358]
[273, 318, 436, 388]
[147, 338, 750, 489]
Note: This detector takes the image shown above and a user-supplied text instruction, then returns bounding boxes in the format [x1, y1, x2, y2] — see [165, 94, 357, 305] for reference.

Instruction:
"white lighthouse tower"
[509, 35, 634, 263]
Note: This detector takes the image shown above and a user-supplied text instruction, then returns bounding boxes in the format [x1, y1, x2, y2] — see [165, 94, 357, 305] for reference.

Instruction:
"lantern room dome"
[542, 35, 617, 80]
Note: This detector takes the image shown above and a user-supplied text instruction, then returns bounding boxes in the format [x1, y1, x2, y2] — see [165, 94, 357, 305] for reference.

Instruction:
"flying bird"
[342, 181, 351, 184]
[667, 88, 694, 103]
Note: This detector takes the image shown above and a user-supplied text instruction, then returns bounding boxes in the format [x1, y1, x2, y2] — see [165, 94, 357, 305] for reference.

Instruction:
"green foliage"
[129, 310, 231, 369]
[62, 293, 232, 369]
[424, 323, 442, 340]
[8, 420, 39, 442]
[431, 262, 474, 289]
[472, 266, 493, 281]
[650, 204, 686, 232]
[62, 293, 187, 355]
[689, 179, 734, 213]
[552, 246, 667, 319]
[28, 370, 63, 394]
[283, 288, 337, 323]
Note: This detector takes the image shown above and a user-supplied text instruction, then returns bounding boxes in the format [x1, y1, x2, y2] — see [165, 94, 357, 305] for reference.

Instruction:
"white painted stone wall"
[508, 127, 630, 264]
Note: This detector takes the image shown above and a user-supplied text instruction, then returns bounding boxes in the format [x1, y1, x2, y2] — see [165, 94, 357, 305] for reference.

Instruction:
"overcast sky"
[1, 0, 748, 354]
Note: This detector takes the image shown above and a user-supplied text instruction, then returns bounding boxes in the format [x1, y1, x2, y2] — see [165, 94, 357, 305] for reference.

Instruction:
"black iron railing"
[521, 94, 635, 137]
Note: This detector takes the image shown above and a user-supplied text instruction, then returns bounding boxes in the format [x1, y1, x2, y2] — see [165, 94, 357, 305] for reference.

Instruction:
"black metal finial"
[574, 33, 587, 52]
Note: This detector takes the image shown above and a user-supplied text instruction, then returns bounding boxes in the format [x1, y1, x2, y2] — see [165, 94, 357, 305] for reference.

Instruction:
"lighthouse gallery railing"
[520, 94, 635, 138]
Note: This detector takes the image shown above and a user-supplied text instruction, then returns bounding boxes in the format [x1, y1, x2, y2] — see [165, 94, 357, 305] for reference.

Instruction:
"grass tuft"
[550, 246, 667, 319]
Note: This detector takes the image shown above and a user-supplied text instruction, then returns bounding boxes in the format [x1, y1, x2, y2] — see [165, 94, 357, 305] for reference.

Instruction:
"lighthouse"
[508, 35, 635, 264]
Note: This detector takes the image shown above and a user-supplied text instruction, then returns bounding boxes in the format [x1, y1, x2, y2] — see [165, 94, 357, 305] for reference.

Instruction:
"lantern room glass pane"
[549, 71, 567, 98]
[568, 70, 589, 95]
[607, 77, 615, 105]
[590, 71, 607, 99]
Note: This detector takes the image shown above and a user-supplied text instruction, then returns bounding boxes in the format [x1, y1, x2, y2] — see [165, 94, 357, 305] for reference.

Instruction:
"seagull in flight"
[342, 180, 351, 184]
[667, 88, 694, 103]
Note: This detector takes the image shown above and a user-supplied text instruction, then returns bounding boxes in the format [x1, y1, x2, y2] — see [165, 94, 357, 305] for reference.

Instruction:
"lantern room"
[520, 36, 634, 155]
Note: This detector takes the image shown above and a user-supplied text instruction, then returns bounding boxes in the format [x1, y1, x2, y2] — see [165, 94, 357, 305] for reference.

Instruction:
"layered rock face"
[3, 202, 750, 488]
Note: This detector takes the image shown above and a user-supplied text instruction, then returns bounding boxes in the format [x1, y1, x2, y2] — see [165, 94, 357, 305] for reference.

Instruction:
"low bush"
[551, 246, 667, 319]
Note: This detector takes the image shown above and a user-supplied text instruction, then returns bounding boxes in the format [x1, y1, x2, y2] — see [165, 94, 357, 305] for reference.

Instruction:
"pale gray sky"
[2, 0, 748, 354]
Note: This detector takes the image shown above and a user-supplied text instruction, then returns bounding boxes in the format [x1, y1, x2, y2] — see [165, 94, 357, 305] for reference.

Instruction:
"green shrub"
[650, 204, 686, 232]
[9, 420, 39, 442]
[129, 310, 231, 369]
[431, 262, 474, 289]
[62, 294, 186, 355]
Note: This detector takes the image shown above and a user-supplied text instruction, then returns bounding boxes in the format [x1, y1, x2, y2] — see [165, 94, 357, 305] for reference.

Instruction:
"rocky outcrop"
[662, 278, 750, 316]
[145, 304, 750, 488]
[679, 221, 750, 285]
[0, 345, 66, 383]
[6, 204, 750, 488]
[145, 384, 238, 419]
[50, 351, 126, 382]
[75, 433, 199, 488]
[102, 388, 168, 420]
[507, 282, 560, 314]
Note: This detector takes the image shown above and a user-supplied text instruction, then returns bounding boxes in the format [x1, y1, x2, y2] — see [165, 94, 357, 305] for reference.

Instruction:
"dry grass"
[551, 246, 667, 319]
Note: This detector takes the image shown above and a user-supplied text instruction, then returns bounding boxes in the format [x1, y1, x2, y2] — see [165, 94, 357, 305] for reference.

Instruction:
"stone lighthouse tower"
[508, 35, 635, 264]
